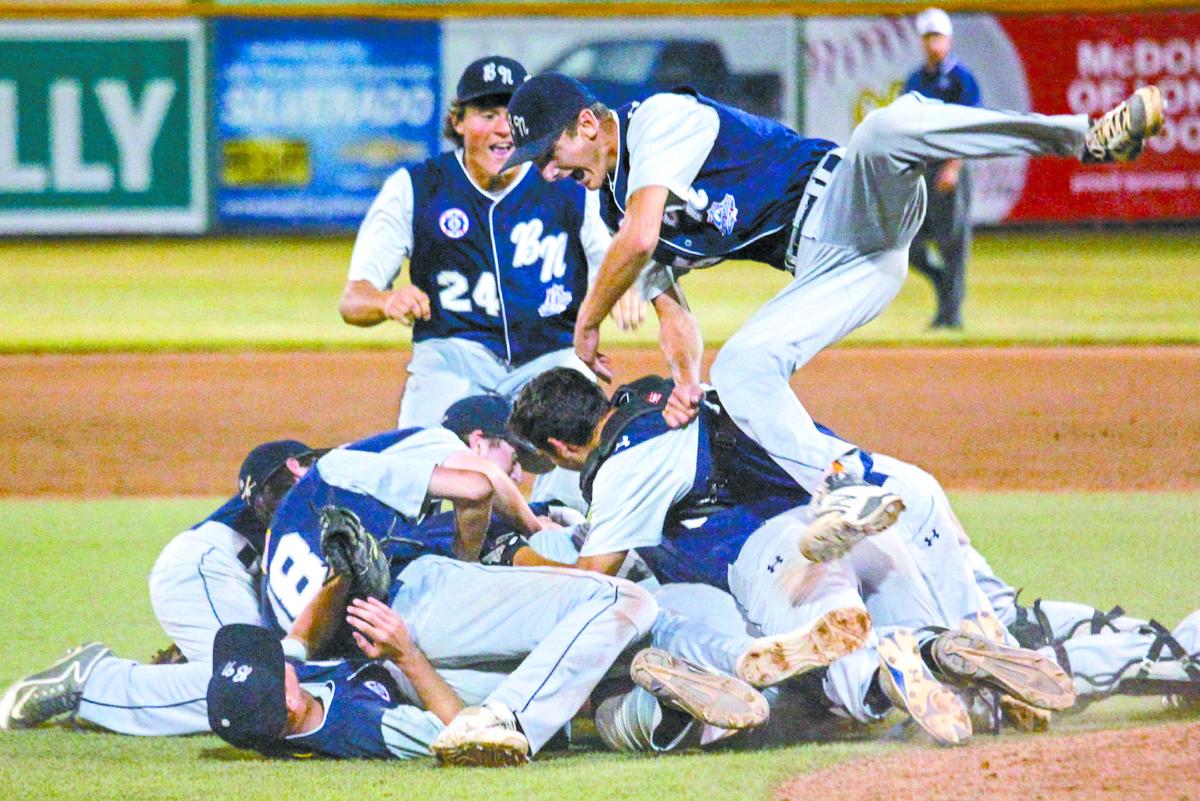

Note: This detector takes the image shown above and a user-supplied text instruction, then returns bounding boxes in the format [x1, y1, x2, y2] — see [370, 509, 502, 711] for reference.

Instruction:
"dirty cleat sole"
[932, 630, 1076, 711]
[878, 630, 971, 746]
[432, 729, 531, 767]
[736, 607, 872, 687]
[632, 648, 768, 730]
[800, 489, 905, 563]
[1084, 85, 1164, 162]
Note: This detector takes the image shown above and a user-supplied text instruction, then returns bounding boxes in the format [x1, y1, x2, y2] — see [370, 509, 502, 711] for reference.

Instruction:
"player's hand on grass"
[574, 324, 613, 382]
[383, 285, 431, 326]
[664, 382, 702, 428]
[347, 597, 415, 664]
[610, 285, 647, 332]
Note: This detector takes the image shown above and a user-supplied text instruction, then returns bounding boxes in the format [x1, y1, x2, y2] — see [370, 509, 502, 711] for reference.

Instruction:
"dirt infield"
[1, 345, 1196, 496]
[777, 721, 1200, 801]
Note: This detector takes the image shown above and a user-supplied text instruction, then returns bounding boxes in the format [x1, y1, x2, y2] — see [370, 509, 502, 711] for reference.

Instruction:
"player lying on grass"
[502, 70, 1164, 575]
[506, 369, 1080, 745]
[0, 397, 553, 739]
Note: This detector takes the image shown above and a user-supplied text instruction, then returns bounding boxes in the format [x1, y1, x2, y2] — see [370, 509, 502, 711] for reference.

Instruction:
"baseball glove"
[318, 505, 390, 602]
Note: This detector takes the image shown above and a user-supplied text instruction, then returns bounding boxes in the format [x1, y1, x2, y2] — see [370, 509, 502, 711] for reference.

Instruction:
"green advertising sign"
[0, 20, 206, 233]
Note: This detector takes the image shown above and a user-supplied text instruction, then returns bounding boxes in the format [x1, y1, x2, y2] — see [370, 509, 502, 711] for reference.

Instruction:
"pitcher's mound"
[777, 721, 1200, 801]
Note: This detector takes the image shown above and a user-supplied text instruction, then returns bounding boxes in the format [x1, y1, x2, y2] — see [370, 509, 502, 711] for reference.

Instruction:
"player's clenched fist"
[383, 285, 432, 326]
[664, 382, 702, 429]
[347, 597, 416, 663]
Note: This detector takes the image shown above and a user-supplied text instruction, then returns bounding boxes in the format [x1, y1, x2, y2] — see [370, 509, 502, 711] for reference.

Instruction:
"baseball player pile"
[3, 39, 1197, 770]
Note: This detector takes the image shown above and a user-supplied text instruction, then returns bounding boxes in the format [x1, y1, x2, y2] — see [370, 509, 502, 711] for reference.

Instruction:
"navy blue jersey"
[639, 498, 795, 589]
[586, 396, 811, 588]
[903, 59, 981, 108]
[272, 661, 429, 760]
[601, 92, 836, 270]
[194, 493, 266, 555]
[408, 153, 592, 365]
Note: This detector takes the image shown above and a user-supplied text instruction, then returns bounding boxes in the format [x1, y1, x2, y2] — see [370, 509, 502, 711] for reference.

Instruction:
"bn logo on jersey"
[439, 208, 470, 239]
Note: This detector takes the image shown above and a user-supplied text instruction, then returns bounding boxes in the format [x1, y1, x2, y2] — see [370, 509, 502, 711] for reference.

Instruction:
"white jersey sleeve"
[581, 189, 614, 285]
[347, 168, 415, 290]
[578, 425, 700, 557]
[379, 427, 469, 464]
[315, 450, 436, 519]
[625, 93, 719, 201]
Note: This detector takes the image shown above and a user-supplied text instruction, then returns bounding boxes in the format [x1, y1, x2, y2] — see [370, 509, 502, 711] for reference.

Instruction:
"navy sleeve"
[959, 66, 982, 107]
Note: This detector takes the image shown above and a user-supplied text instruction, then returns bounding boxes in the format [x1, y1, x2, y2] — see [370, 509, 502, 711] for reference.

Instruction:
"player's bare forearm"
[346, 597, 464, 724]
[396, 651, 464, 725]
[577, 187, 668, 332]
[512, 547, 625, 577]
[288, 574, 350, 658]
[654, 285, 704, 427]
[339, 279, 431, 327]
[451, 496, 493, 562]
[438, 454, 542, 539]
[654, 285, 702, 389]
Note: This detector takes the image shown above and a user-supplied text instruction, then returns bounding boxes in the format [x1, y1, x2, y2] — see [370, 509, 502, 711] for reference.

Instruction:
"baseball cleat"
[0, 642, 112, 730]
[930, 630, 1076, 711]
[956, 610, 1051, 732]
[878, 629, 971, 746]
[800, 476, 905, 562]
[631, 648, 768, 730]
[736, 606, 871, 687]
[1083, 85, 1164, 163]
[430, 702, 530, 768]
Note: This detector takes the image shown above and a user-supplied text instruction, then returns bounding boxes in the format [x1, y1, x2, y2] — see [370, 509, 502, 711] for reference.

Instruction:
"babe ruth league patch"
[439, 208, 470, 239]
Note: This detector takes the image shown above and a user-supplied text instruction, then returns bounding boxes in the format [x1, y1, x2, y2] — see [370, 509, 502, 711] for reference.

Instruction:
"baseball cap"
[238, 439, 313, 513]
[442, 394, 555, 474]
[915, 8, 953, 37]
[207, 624, 288, 752]
[501, 73, 597, 172]
[456, 55, 528, 104]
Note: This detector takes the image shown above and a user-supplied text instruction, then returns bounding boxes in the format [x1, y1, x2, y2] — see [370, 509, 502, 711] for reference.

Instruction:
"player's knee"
[850, 97, 923, 158]
[612, 580, 658, 637]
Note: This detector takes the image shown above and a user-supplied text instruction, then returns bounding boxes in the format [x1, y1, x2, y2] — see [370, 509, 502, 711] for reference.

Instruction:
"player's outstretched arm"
[286, 573, 350, 660]
[574, 185, 669, 380]
[439, 452, 546, 540]
[339, 279, 431, 327]
[652, 284, 704, 428]
[347, 597, 464, 724]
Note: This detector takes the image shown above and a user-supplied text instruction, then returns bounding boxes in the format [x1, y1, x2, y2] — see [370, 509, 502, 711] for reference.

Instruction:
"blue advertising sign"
[213, 18, 440, 229]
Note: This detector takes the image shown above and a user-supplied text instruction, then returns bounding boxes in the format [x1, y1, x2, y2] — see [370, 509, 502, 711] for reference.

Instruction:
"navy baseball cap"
[442, 394, 554, 474]
[502, 73, 597, 172]
[238, 439, 313, 509]
[456, 55, 528, 104]
[207, 624, 288, 752]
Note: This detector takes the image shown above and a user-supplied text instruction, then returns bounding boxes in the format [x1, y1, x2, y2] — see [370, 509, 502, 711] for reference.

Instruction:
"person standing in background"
[904, 8, 981, 330]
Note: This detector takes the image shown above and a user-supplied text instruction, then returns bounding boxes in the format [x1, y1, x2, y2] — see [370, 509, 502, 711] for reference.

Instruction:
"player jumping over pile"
[501, 73, 1165, 561]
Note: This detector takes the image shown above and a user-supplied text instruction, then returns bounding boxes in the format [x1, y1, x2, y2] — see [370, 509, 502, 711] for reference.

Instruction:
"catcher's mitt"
[318, 505, 390, 602]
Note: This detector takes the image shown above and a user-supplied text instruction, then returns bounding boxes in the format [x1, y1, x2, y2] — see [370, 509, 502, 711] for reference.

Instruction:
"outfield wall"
[1, 5, 1198, 233]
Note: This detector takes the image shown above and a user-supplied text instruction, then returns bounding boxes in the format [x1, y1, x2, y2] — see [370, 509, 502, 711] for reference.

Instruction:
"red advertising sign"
[1000, 11, 1200, 221]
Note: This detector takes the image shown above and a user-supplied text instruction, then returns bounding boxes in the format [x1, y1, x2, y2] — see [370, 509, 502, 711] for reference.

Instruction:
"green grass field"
[1, 229, 1198, 352]
[1, 494, 1197, 800]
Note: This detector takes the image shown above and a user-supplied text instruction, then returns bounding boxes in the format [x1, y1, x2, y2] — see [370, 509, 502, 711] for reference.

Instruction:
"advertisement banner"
[0, 20, 206, 234]
[444, 17, 799, 127]
[804, 11, 1200, 223]
[212, 18, 441, 230]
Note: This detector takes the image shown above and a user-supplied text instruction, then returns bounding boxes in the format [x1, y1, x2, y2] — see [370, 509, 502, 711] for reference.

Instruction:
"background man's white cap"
[915, 8, 953, 37]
